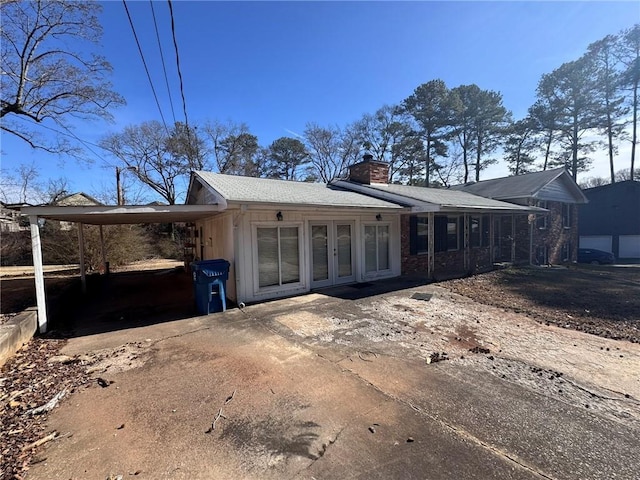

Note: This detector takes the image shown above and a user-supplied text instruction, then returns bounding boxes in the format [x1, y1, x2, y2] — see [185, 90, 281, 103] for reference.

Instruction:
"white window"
[416, 217, 428, 254]
[365, 224, 390, 273]
[562, 203, 571, 228]
[536, 200, 548, 229]
[470, 216, 481, 248]
[257, 226, 300, 288]
[447, 217, 460, 251]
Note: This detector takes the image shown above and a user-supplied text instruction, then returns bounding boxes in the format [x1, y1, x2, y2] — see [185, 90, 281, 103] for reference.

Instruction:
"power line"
[167, 0, 190, 128]
[149, 0, 177, 126]
[122, 0, 170, 135]
[15, 116, 109, 162]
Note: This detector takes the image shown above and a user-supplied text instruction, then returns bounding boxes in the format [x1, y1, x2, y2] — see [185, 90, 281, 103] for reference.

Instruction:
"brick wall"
[532, 202, 578, 264]
[400, 214, 492, 277]
[348, 159, 389, 184]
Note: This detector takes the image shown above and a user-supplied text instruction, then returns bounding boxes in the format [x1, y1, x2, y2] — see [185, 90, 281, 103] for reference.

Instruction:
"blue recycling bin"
[191, 259, 230, 314]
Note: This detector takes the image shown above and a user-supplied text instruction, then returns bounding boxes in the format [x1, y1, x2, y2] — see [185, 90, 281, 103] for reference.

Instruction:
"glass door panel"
[311, 225, 329, 283]
[336, 224, 352, 278]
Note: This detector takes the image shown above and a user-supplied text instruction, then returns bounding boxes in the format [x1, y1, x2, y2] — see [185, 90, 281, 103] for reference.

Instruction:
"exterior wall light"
[376, 214, 382, 221]
[276, 211, 283, 221]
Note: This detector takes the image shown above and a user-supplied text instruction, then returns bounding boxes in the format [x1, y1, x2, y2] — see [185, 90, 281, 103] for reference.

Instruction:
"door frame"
[309, 220, 356, 288]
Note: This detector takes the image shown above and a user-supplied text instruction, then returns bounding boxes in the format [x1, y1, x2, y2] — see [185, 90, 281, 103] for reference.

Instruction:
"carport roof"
[20, 204, 222, 225]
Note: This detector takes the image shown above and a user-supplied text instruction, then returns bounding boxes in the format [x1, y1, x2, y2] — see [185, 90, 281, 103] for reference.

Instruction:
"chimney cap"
[362, 153, 374, 162]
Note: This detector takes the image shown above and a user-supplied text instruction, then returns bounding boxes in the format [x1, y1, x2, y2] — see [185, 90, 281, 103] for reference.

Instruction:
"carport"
[20, 203, 223, 333]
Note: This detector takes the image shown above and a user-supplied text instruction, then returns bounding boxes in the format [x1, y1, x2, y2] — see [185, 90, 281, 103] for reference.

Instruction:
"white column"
[29, 216, 48, 333]
[99, 225, 107, 273]
[78, 222, 86, 294]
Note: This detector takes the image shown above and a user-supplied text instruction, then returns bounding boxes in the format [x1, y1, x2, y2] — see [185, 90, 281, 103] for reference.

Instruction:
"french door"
[310, 221, 355, 288]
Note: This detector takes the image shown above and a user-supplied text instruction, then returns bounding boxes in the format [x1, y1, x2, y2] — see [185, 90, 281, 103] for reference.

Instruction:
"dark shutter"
[409, 216, 418, 255]
[434, 216, 448, 252]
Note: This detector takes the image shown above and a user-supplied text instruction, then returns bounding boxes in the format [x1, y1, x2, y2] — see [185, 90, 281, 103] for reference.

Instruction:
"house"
[186, 172, 406, 305]
[186, 157, 543, 305]
[333, 156, 543, 278]
[579, 180, 640, 262]
[53, 192, 103, 230]
[0, 202, 30, 232]
[451, 168, 588, 265]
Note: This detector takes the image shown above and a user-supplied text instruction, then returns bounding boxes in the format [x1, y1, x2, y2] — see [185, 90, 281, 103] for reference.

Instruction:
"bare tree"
[303, 123, 361, 182]
[100, 121, 188, 205]
[1, 0, 124, 153]
[202, 120, 260, 175]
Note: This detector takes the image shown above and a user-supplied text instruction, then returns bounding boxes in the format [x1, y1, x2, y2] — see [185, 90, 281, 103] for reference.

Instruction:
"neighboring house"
[333, 156, 542, 278]
[0, 202, 30, 232]
[451, 168, 588, 265]
[579, 181, 640, 262]
[186, 172, 405, 305]
[53, 193, 102, 230]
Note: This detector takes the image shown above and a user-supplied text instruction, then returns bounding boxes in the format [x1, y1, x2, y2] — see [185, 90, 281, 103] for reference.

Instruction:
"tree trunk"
[543, 131, 553, 170]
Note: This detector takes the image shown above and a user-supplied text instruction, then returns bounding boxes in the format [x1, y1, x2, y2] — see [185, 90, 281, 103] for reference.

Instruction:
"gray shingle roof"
[194, 172, 403, 209]
[450, 168, 568, 199]
[334, 181, 539, 212]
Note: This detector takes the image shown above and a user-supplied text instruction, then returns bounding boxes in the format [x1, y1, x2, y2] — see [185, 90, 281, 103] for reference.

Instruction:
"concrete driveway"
[28, 277, 640, 480]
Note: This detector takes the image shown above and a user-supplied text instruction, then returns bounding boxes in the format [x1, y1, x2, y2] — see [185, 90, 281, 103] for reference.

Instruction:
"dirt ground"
[1, 264, 639, 478]
[0, 260, 183, 323]
[444, 265, 640, 343]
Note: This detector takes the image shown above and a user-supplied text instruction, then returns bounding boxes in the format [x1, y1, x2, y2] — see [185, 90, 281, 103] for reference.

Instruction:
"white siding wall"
[538, 177, 580, 203]
[233, 208, 401, 305]
[196, 212, 237, 301]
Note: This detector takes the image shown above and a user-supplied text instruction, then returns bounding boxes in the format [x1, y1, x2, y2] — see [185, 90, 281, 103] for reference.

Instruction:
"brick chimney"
[348, 154, 389, 185]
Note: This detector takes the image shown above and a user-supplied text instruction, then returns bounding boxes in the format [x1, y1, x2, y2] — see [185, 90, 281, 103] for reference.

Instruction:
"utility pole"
[116, 166, 123, 206]
[115, 166, 137, 205]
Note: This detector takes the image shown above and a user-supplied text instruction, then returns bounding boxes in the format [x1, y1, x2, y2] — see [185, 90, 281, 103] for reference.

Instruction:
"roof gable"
[54, 192, 102, 207]
[451, 168, 587, 204]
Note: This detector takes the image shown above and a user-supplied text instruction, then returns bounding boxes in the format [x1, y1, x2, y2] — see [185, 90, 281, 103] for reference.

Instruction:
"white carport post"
[29, 215, 48, 333]
[77, 222, 87, 294]
[99, 225, 107, 273]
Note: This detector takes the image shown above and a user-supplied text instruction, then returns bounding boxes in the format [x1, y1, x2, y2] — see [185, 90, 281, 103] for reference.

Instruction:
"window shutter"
[435, 216, 448, 252]
[409, 216, 418, 255]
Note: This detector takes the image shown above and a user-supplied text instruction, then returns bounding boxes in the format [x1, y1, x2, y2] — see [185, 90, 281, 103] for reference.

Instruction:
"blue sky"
[2, 1, 639, 203]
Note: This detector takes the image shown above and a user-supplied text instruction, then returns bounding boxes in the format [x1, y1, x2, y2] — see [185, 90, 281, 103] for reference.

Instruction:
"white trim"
[362, 222, 393, 279]
[251, 222, 305, 296]
[21, 204, 222, 225]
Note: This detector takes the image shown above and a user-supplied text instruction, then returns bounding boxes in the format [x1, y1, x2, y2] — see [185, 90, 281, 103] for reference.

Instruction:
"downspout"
[29, 216, 48, 333]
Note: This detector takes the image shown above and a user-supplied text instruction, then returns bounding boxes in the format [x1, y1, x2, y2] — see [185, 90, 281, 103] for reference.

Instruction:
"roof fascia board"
[226, 200, 406, 212]
[21, 204, 222, 218]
